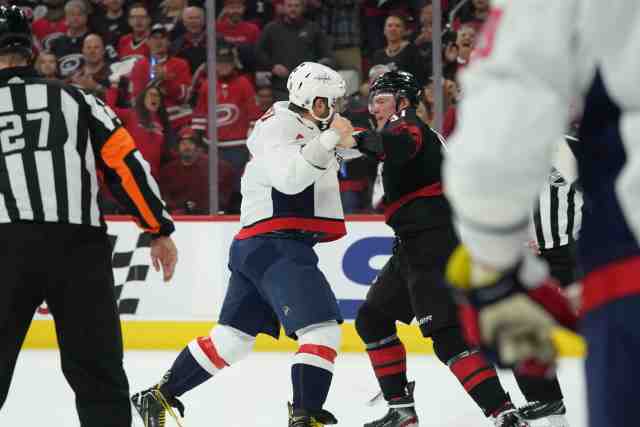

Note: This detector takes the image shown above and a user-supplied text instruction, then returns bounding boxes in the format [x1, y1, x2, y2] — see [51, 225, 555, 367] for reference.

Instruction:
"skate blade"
[156, 393, 185, 427]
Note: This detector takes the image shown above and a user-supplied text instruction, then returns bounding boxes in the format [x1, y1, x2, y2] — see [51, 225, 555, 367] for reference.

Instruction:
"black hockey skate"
[519, 400, 569, 427]
[492, 402, 529, 427]
[287, 402, 338, 427]
[364, 382, 418, 427]
[131, 385, 185, 427]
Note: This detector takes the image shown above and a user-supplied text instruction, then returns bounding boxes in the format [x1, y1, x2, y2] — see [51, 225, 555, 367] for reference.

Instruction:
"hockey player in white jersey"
[443, 1, 640, 426]
[131, 62, 356, 427]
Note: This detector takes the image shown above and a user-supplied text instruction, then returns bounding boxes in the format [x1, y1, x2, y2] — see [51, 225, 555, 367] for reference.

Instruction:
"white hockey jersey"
[444, 0, 640, 271]
[236, 102, 346, 242]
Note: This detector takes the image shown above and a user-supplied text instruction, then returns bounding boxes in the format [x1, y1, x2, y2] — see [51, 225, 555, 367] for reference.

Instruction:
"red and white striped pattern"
[188, 336, 229, 376]
[293, 344, 337, 373]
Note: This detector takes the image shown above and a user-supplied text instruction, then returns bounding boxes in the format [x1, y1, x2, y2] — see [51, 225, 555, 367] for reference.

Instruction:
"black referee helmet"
[370, 70, 421, 107]
[0, 5, 32, 57]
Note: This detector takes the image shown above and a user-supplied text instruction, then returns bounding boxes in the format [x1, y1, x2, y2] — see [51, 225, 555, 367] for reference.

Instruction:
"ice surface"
[1, 350, 587, 426]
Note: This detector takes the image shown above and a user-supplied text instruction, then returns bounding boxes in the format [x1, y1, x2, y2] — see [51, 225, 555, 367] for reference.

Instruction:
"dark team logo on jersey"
[58, 53, 85, 77]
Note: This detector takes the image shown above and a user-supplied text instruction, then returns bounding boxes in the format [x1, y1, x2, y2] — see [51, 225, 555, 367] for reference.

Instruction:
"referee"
[0, 6, 177, 426]
[531, 134, 583, 287]
[515, 133, 583, 426]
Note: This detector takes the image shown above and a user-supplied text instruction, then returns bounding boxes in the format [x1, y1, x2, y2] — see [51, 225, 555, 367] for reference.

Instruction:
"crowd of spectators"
[10, 0, 490, 215]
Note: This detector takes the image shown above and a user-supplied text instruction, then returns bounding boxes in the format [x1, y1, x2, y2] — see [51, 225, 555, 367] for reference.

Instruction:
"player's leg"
[405, 226, 526, 427]
[156, 270, 263, 399]
[355, 247, 418, 427]
[132, 238, 275, 424]
[256, 237, 342, 425]
[0, 224, 45, 410]
[513, 244, 572, 426]
[45, 226, 131, 427]
[581, 259, 640, 427]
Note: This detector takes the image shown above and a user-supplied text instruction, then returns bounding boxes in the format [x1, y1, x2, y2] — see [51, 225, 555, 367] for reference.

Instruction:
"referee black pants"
[0, 223, 131, 426]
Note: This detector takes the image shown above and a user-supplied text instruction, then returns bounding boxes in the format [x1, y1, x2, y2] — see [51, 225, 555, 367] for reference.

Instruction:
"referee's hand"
[150, 236, 178, 282]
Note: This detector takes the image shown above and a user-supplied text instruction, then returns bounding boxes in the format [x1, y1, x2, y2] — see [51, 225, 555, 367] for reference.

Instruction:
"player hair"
[64, 0, 89, 16]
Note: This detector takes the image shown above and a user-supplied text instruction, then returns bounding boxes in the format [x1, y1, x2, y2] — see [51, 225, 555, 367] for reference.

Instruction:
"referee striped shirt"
[531, 136, 583, 249]
[0, 66, 174, 235]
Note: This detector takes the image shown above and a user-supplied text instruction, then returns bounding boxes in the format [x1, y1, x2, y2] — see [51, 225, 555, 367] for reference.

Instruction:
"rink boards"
[24, 216, 585, 356]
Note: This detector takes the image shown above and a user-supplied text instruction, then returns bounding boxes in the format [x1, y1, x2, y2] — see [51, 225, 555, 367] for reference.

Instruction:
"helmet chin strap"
[310, 106, 335, 130]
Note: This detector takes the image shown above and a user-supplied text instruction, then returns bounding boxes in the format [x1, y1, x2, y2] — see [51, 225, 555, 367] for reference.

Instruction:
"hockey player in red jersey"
[130, 23, 192, 132]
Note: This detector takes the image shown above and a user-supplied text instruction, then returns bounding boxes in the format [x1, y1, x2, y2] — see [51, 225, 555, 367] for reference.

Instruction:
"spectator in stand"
[160, 128, 238, 215]
[455, 24, 476, 70]
[370, 15, 428, 86]
[255, 84, 274, 115]
[256, 0, 335, 101]
[192, 42, 256, 196]
[217, 0, 260, 45]
[414, 3, 434, 78]
[217, 0, 261, 72]
[106, 82, 173, 181]
[72, 34, 111, 99]
[153, 0, 187, 38]
[417, 77, 458, 134]
[49, 0, 91, 78]
[117, 3, 151, 61]
[31, 0, 67, 50]
[311, 0, 362, 75]
[360, 0, 416, 58]
[130, 23, 192, 132]
[455, 0, 489, 32]
[35, 50, 59, 79]
[90, 0, 130, 59]
[171, 6, 206, 74]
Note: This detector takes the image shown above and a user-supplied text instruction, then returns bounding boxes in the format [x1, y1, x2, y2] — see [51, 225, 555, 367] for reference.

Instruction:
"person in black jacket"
[353, 71, 527, 427]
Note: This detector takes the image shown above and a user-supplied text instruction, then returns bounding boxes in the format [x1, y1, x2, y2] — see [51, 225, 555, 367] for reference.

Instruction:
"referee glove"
[445, 245, 578, 375]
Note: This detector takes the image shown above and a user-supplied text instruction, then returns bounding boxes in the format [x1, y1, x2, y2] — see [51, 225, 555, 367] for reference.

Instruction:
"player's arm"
[261, 115, 352, 195]
[444, 0, 582, 269]
[80, 90, 175, 237]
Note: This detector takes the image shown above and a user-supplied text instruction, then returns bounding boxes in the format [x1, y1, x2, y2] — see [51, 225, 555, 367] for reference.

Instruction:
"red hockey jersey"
[192, 75, 257, 145]
[32, 18, 67, 50]
[217, 17, 261, 45]
[130, 56, 192, 131]
[117, 33, 151, 61]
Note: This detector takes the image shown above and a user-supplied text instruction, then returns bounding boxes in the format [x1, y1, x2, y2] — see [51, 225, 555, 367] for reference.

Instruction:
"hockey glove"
[445, 245, 578, 375]
[353, 130, 384, 159]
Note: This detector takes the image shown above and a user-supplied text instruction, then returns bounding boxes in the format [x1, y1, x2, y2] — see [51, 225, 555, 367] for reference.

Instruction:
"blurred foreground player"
[443, 1, 640, 426]
[0, 6, 177, 426]
[353, 71, 527, 427]
[131, 62, 356, 427]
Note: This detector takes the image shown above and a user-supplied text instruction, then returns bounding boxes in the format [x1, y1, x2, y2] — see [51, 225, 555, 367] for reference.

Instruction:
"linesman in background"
[0, 7, 177, 426]
[516, 133, 583, 427]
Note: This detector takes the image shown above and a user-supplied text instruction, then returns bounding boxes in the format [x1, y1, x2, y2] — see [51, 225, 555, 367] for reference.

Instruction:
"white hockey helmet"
[287, 62, 346, 125]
